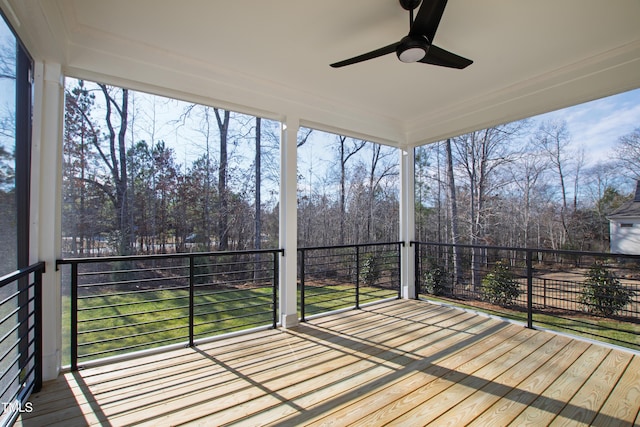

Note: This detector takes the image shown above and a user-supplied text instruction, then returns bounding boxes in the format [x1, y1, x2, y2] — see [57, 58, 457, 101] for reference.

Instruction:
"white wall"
[610, 219, 640, 255]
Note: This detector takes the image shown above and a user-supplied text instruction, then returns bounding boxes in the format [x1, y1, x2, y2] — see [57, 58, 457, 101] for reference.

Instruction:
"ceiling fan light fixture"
[396, 35, 428, 63]
[398, 47, 426, 63]
[330, 0, 472, 69]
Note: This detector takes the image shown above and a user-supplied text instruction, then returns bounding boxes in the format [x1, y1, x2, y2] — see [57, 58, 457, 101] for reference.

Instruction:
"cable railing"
[58, 249, 282, 370]
[413, 241, 640, 350]
[0, 262, 45, 427]
[298, 242, 403, 320]
[58, 240, 637, 371]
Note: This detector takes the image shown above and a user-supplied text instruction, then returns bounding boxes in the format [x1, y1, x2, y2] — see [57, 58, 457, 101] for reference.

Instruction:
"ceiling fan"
[330, 0, 472, 69]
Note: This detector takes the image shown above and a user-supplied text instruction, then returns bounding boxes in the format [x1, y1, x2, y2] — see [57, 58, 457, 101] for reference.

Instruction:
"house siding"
[610, 218, 640, 254]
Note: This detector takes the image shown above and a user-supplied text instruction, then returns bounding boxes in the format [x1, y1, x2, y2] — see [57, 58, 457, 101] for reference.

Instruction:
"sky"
[534, 88, 640, 166]
[298, 87, 640, 192]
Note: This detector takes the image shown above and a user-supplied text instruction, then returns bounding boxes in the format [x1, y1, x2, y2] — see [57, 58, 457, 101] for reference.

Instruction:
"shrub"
[580, 263, 634, 316]
[481, 260, 520, 306]
[359, 253, 381, 287]
[423, 263, 449, 296]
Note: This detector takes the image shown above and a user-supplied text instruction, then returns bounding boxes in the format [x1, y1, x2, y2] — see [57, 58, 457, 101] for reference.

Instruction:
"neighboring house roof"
[609, 181, 640, 219]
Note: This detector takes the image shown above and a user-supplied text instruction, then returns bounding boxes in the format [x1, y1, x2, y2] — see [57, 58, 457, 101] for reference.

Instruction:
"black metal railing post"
[70, 262, 78, 371]
[58, 249, 283, 366]
[413, 241, 420, 299]
[17, 272, 29, 396]
[405, 241, 640, 349]
[398, 242, 403, 299]
[355, 246, 360, 309]
[0, 262, 46, 426]
[188, 255, 195, 347]
[300, 249, 306, 322]
[34, 266, 43, 392]
[272, 251, 279, 328]
[526, 249, 533, 329]
[297, 242, 403, 318]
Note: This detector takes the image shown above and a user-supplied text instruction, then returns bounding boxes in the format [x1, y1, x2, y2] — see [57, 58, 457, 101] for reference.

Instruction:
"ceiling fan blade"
[419, 45, 472, 69]
[330, 42, 399, 68]
[410, 0, 448, 41]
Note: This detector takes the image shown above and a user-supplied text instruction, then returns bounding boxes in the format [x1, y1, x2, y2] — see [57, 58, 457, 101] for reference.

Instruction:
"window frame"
[1, 11, 33, 271]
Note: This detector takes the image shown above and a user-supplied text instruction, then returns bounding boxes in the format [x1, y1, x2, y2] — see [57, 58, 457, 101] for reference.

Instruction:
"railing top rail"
[0, 261, 46, 288]
[411, 241, 640, 260]
[298, 241, 404, 251]
[57, 248, 285, 266]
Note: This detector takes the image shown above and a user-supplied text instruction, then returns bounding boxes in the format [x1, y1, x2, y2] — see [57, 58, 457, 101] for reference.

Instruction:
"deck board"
[427, 334, 573, 426]
[591, 354, 640, 426]
[302, 322, 525, 427]
[510, 344, 611, 426]
[349, 328, 540, 426]
[17, 299, 640, 427]
[466, 338, 591, 426]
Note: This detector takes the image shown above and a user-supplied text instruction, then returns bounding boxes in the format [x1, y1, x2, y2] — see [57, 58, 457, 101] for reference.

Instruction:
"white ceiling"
[6, 0, 640, 148]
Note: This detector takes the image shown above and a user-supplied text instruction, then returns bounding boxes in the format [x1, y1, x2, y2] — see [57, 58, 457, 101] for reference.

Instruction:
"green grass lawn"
[422, 295, 640, 351]
[64, 282, 636, 368]
[301, 284, 398, 317]
[63, 286, 276, 366]
[62, 283, 398, 366]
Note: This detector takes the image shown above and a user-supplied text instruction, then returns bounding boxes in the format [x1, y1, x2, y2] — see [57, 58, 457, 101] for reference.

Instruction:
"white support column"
[31, 62, 64, 380]
[399, 148, 416, 299]
[279, 117, 299, 328]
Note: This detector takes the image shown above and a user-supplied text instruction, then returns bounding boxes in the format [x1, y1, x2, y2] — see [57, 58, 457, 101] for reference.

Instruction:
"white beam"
[31, 62, 64, 381]
[399, 148, 416, 299]
[279, 117, 299, 328]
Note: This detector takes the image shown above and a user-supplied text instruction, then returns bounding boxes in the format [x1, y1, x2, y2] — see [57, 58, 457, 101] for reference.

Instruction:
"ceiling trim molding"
[406, 38, 640, 146]
[6, 1, 640, 150]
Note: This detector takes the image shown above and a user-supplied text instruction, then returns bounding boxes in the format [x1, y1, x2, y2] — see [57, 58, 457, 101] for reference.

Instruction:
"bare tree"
[63, 82, 95, 254]
[365, 143, 398, 241]
[536, 120, 573, 247]
[614, 128, 640, 180]
[215, 108, 230, 250]
[452, 123, 525, 288]
[584, 162, 626, 251]
[0, 37, 15, 80]
[254, 117, 262, 249]
[445, 138, 462, 286]
[94, 84, 132, 254]
[336, 136, 366, 243]
[179, 105, 216, 250]
[508, 148, 549, 247]
[297, 128, 313, 147]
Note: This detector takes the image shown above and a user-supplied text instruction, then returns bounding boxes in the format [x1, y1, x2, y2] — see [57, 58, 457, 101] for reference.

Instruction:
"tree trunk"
[445, 139, 462, 291]
[98, 84, 131, 255]
[215, 109, 230, 250]
[339, 136, 346, 243]
[255, 117, 261, 249]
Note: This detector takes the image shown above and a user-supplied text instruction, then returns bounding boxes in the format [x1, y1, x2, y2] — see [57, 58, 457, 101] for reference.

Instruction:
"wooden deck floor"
[17, 299, 640, 426]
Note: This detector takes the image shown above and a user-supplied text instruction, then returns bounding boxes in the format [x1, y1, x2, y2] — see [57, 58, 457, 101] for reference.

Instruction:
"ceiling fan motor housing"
[399, 0, 422, 11]
[397, 35, 429, 62]
[330, 0, 471, 69]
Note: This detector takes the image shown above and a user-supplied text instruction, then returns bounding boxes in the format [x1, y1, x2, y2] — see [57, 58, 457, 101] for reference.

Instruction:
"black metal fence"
[58, 240, 637, 370]
[0, 262, 45, 427]
[298, 242, 402, 320]
[413, 241, 640, 350]
[58, 249, 282, 370]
